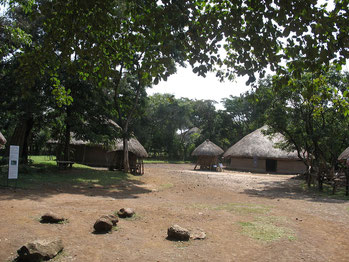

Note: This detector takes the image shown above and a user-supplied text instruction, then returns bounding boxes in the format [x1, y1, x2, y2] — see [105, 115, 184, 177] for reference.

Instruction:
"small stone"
[167, 225, 190, 241]
[190, 230, 206, 240]
[117, 208, 135, 218]
[40, 212, 65, 224]
[17, 239, 63, 262]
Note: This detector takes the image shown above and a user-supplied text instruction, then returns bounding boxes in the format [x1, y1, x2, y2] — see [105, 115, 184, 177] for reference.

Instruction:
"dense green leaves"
[3, 0, 349, 98]
[255, 69, 349, 181]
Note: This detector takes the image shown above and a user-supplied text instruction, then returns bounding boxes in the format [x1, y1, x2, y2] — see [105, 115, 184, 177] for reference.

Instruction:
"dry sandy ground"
[1, 164, 349, 262]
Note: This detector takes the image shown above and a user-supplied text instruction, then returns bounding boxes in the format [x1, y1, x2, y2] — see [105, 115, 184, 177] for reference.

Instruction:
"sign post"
[8, 145, 19, 187]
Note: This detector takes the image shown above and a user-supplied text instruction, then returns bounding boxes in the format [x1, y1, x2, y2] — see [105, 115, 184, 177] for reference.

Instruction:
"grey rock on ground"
[167, 225, 190, 241]
[117, 208, 135, 218]
[16, 239, 63, 262]
[40, 212, 65, 224]
[93, 215, 118, 233]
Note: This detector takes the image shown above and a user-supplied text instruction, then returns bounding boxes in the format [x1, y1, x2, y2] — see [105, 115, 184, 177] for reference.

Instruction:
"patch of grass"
[0, 155, 130, 189]
[238, 216, 296, 242]
[158, 183, 174, 191]
[113, 211, 142, 221]
[301, 182, 349, 200]
[124, 213, 142, 221]
[29, 155, 92, 169]
[57, 219, 69, 224]
[28, 155, 58, 166]
[51, 250, 68, 262]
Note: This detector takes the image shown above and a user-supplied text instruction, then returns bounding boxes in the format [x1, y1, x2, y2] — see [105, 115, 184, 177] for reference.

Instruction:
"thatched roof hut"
[224, 126, 299, 160]
[192, 139, 224, 157]
[338, 147, 349, 161]
[111, 138, 148, 158]
[192, 139, 224, 170]
[224, 126, 306, 174]
[47, 134, 111, 167]
[0, 132, 6, 145]
[107, 137, 148, 174]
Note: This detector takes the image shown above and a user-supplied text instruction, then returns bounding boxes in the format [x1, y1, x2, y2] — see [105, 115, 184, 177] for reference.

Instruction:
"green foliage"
[258, 69, 349, 173]
[51, 75, 73, 107]
[300, 182, 349, 200]
[134, 94, 195, 159]
[3, 0, 349, 102]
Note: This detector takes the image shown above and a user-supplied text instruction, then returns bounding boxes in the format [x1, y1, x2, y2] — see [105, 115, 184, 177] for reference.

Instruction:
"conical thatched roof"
[191, 139, 224, 156]
[0, 132, 6, 145]
[338, 147, 349, 161]
[112, 137, 148, 158]
[223, 126, 299, 160]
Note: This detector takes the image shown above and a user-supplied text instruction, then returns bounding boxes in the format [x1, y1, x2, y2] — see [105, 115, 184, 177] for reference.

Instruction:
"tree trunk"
[123, 136, 129, 173]
[345, 169, 349, 196]
[63, 107, 71, 161]
[6, 116, 34, 164]
[317, 173, 324, 191]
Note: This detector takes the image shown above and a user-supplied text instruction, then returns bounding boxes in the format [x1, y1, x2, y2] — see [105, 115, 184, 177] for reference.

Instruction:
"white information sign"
[8, 145, 19, 179]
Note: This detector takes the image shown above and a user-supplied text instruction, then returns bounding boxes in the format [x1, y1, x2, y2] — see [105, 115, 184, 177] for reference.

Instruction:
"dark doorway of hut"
[266, 159, 277, 172]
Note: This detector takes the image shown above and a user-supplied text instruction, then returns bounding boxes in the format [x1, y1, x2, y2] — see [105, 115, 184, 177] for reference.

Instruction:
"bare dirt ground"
[1, 164, 349, 262]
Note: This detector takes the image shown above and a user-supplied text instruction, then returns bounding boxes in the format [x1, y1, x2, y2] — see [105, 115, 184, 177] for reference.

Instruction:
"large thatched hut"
[0, 132, 6, 147]
[191, 139, 224, 170]
[106, 137, 148, 175]
[224, 126, 306, 174]
[48, 120, 121, 166]
[48, 136, 111, 167]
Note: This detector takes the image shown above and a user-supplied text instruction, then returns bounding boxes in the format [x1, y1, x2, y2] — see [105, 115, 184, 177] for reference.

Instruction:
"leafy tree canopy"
[1, 0, 348, 102]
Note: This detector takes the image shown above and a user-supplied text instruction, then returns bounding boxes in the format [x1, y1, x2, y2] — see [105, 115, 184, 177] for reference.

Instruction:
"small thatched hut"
[0, 132, 6, 147]
[191, 139, 224, 170]
[106, 137, 148, 175]
[224, 126, 306, 174]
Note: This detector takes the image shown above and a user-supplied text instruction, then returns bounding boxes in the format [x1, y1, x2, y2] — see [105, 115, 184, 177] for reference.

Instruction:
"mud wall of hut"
[71, 145, 109, 167]
[228, 157, 306, 174]
[277, 160, 307, 174]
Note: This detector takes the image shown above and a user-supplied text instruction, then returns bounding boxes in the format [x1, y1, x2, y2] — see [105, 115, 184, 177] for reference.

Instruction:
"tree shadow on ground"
[241, 177, 349, 203]
[0, 166, 152, 201]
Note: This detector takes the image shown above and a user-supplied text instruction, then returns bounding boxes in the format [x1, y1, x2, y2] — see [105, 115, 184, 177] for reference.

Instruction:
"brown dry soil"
[1, 164, 349, 262]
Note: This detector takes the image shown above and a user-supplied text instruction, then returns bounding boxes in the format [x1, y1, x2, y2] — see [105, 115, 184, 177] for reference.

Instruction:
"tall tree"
[256, 69, 349, 190]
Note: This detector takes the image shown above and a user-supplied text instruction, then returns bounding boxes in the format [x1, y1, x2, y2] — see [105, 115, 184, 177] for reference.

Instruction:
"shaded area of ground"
[1, 164, 349, 262]
[0, 167, 152, 201]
